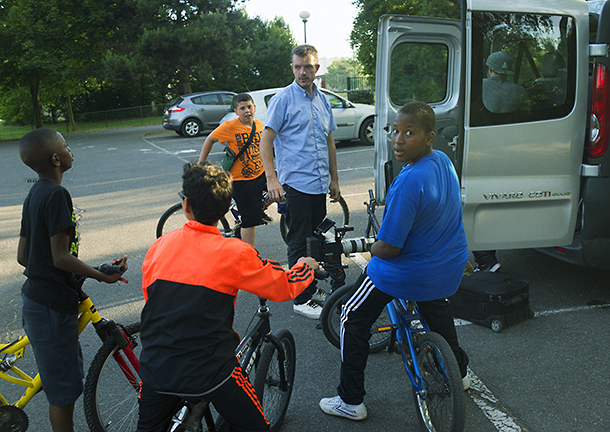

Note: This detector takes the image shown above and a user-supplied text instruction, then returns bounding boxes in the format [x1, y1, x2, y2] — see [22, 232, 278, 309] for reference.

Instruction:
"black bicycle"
[167, 270, 327, 432]
[156, 192, 350, 243]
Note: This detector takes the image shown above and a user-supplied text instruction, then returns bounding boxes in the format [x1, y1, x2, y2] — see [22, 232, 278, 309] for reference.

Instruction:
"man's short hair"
[398, 101, 436, 134]
[291, 44, 318, 63]
[233, 93, 253, 108]
[182, 162, 232, 225]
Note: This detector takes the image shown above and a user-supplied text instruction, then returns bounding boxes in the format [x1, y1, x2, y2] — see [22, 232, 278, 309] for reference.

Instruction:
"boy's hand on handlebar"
[298, 256, 319, 271]
[112, 254, 128, 271]
[99, 255, 128, 283]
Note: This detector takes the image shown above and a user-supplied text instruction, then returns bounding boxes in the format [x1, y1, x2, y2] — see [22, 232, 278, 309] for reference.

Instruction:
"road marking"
[142, 138, 191, 163]
[349, 252, 528, 432]
[338, 166, 372, 173]
[468, 370, 529, 432]
[337, 148, 374, 155]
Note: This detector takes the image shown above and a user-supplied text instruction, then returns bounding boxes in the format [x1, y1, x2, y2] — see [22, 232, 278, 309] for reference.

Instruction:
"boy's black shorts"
[232, 173, 266, 229]
[22, 294, 84, 406]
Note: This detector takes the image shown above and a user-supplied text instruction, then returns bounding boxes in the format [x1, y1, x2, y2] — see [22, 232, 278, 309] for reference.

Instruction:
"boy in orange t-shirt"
[199, 93, 265, 246]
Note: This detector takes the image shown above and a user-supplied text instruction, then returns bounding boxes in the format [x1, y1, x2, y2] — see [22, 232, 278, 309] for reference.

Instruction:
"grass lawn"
[0, 116, 161, 142]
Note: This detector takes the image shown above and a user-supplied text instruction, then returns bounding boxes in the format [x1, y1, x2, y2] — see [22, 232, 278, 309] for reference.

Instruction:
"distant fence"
[346, 76, 374, 91]
[74, 102, 165, 125]
[0, 102, 165, 141]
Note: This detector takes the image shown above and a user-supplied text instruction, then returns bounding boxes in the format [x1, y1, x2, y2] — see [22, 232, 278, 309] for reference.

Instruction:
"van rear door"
[375, 0, 589, 251]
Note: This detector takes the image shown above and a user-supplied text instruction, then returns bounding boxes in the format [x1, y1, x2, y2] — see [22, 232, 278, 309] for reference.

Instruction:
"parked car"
[220, 87, 376, 145]
[374, 0, 610, 268]
[163, 91, 236, 137]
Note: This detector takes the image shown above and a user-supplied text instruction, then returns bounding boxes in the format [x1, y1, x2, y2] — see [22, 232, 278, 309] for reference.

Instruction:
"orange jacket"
[139, 220, 313, 395]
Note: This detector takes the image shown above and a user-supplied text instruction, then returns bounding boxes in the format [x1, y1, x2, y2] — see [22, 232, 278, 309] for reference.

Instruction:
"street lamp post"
[299, 11, 310, 43]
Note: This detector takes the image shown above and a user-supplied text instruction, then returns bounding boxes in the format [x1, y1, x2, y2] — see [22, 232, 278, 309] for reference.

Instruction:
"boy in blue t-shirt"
[319, 101, 470, 420]
[17, 128, 127, 432]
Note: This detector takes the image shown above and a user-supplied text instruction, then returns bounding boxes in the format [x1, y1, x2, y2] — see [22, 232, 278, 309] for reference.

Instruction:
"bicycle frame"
[235, 300, 271, 376]
[235, 297, 288, 388]
[0, 287, 139, 409]
[385, 299, 430, 394]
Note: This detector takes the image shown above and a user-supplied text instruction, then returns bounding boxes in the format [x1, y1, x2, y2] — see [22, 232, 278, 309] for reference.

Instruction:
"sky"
[241, 0, 359, 60]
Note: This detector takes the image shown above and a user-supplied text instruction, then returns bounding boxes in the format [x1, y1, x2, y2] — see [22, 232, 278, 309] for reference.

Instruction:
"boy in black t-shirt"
[17, 128, 127, 432]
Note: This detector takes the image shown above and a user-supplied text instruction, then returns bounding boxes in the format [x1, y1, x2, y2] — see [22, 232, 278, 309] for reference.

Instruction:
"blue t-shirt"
[264, 81, 337, 194]
[367, 151, 468, 301]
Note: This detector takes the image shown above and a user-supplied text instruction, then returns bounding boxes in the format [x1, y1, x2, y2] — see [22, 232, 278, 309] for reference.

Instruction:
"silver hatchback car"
[162, 91, 236, 137]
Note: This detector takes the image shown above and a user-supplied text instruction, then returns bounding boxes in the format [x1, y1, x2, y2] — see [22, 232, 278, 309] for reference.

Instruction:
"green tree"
[136, 0, 238, 95]
[0, 0, 120, 128]
[133, 1, 295, 97]
[350, 0, 460, 77]
[325, 58, 362, 91]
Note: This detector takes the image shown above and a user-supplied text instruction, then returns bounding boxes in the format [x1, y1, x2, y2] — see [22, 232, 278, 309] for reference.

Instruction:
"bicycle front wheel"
[320, 283, 391, 353]
[157, 203, 230, 238]
[253, 329, 296, 432]
[279, 195, 350, 244]
[83, 322, 142, 432]
[411, 332, 465, 432]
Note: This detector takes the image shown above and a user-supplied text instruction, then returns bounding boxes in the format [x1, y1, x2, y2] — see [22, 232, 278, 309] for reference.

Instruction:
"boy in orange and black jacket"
[136, 161, 318, 432]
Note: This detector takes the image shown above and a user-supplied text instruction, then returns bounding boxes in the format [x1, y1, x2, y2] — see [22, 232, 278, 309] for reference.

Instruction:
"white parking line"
[141, 138, 192, 163]
[338, 166, 372, 173]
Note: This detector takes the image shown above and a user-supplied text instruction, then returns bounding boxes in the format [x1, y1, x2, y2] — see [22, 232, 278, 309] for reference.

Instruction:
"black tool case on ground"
[450, 272, 533, 332]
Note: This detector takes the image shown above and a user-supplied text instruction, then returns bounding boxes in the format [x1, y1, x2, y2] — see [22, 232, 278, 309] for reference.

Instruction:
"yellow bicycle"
[0, 265, 141, 432]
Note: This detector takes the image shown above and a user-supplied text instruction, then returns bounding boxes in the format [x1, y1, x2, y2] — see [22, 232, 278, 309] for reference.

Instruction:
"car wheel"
[360, 117, 374, 145]
[181, 118, 202, 137]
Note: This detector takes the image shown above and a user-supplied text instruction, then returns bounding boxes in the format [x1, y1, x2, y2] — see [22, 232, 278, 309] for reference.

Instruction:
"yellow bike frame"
[0, 295, 104, 409]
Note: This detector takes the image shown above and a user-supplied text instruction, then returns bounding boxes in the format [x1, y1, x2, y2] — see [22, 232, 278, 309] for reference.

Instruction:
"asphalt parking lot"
[1, 125, 609, 431]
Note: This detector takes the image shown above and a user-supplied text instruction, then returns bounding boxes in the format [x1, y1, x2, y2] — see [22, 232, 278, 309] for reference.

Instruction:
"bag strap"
[233, 121, 257, 161]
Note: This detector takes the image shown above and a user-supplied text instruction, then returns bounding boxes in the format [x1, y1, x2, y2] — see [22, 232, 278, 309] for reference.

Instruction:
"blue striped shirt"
[264, 81, 337, 194]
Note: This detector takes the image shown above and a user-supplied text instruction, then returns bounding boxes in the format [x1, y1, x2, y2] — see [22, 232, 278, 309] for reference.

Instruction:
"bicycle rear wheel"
[156, 203, 231, 238]
[279, 195, 350, 244]
[84, 322, 142, 432]
[320, 283, 391, 353]
[253, 329, 296, 432]
[411, 332, 465, 432]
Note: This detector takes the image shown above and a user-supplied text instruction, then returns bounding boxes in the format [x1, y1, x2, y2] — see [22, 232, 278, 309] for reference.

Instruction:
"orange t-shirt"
[212, 118, 264, 181]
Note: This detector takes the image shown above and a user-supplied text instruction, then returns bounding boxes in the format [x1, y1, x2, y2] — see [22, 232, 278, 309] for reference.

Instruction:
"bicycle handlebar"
[314, 269, 329, 280]
[98, 264, 127, 274]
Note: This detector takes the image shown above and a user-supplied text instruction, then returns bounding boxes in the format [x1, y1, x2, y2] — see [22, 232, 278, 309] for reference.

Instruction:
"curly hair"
[182, 161, 233, 225]
[398, 101, 436, 134]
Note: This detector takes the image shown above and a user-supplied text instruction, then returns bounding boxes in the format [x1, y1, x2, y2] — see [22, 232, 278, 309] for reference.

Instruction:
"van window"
[470, 12, 576, 127]
[389, 42, 449, 106]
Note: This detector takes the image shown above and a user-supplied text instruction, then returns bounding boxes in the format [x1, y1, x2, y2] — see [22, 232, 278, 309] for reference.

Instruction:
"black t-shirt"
[20, 179, 79, 314]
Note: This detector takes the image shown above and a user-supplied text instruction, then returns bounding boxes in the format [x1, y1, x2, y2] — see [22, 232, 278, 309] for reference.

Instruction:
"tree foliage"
[0, 0, 297, 126]
[0, 0, 120, 127]
[325, 58, 362, 91]
[350, 0, 460, 77]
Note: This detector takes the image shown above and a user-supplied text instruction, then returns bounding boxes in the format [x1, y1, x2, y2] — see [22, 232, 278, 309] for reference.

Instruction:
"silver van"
[374, 0, 610, 268]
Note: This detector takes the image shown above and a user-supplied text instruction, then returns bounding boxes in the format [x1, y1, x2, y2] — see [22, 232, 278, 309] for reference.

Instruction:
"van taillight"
[589, 63, 609, 158]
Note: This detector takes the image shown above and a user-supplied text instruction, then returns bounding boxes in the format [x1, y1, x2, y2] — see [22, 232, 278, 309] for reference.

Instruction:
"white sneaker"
[293, 300, 322, 319]
[462, 376, 471, 391]
[311, 288, 327, 304]
[319, 395, 367, 420]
